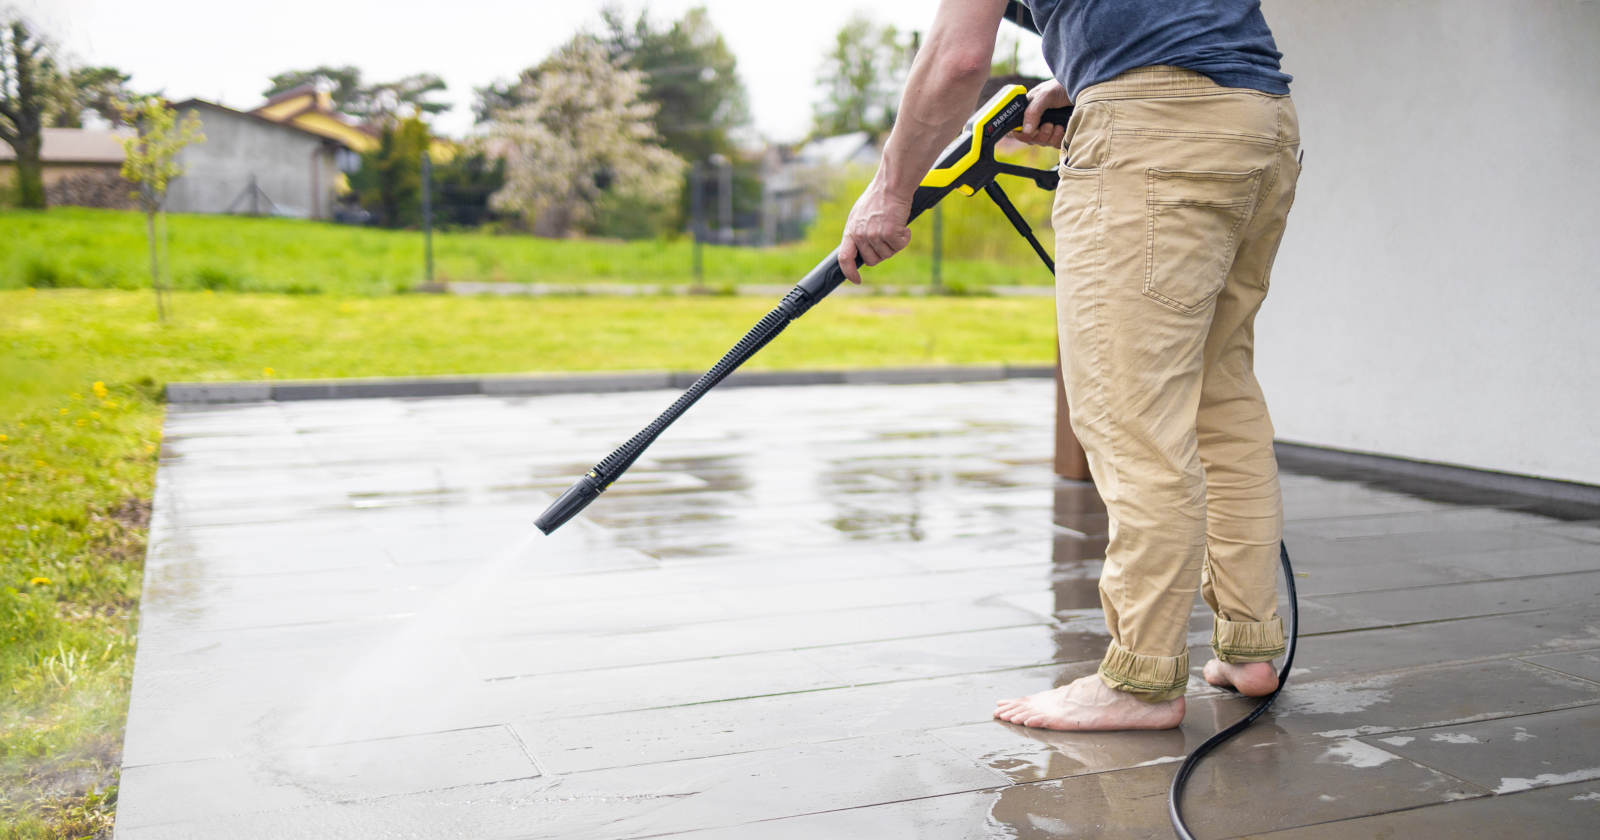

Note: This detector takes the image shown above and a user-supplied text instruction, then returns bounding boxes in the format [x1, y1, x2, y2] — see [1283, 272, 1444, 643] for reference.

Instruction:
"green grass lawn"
[1, 206, 1057, 296]
[0, 288, 1055, 837]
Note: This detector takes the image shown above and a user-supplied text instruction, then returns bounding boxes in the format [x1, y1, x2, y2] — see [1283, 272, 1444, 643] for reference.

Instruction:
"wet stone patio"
[119, 380, 1600, 838]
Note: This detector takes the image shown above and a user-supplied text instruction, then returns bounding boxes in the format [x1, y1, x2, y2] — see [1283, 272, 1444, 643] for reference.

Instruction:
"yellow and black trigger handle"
[914, 84, 1073, 206]
[795, 84, 1072, 303]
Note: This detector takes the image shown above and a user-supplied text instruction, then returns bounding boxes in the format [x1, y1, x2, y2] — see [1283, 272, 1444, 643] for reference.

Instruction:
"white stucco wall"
[1257, 0, 1600, 485]
[166, 104, 331, 218]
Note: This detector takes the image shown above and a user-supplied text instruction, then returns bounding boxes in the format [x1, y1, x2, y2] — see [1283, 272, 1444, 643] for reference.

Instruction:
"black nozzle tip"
[534, 475, 603, 535]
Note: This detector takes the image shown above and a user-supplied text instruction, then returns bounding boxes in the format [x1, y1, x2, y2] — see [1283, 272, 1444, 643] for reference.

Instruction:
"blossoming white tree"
[489, 37, 685, 238]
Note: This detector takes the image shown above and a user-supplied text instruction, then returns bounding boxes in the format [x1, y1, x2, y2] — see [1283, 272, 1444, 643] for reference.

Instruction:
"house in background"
[250, 84, 377, 161]
[166, 99, 357, 219]
[252, 83, 454, 162]
[0, 127, 133, 207]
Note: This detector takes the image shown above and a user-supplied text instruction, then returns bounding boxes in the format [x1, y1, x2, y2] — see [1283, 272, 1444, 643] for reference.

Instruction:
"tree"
[348, 116, 429, 228]
[489, 36, 684, 238]
[0, 17, 62, 209]
[263, 65, 363, 112]
[477, 4, 749, 164]
[810, 15, 910, 140]
[597, 5, 748, 165]
[360, 73, 450, 123]
[118, 97, 204, 321]
[51, 65, 133, 127]
[263, 67, 450, 123]
[433, 147, 506, 228]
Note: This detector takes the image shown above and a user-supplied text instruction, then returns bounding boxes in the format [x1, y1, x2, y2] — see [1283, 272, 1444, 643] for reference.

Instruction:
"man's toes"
[1020, 712, 1056, 729]
[995, 702, 1021, 719]
[998, 702, 1034, 724]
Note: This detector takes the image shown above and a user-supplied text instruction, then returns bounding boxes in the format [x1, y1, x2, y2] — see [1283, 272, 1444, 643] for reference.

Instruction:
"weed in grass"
[190, 265, 240, 291]
[22, 260, 64, 289]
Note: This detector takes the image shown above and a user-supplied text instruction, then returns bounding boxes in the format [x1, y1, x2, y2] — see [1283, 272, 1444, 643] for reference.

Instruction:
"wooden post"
[1053, 340, 1092, 481]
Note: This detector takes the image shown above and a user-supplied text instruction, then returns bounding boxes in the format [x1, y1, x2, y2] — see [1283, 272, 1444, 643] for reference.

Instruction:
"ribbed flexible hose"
[591, 287, 811, 484]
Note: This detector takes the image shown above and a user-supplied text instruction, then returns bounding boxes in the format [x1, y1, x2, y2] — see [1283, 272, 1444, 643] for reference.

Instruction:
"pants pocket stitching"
[1143, 168, 1261, 315]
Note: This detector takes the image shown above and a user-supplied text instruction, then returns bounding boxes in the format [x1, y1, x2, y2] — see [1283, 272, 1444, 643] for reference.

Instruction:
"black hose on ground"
[1168, 540, 1299, 839]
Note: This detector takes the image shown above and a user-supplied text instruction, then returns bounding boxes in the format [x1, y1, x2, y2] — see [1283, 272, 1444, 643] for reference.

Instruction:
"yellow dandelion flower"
[92, 381, 109, 399]
[75, 418, 87, 427]
[0, 433, 7, 442]
[29, 577, 51, 586]
[102, 400, 118, 409]
[59, 407, 69, 415]
[263, 367, 276, 378]
[144, 443, 157, 454]
[90, 411, 101, 419]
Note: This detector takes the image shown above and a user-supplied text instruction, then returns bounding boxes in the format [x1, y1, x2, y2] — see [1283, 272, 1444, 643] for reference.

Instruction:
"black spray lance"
[534, 84, 1071, 535]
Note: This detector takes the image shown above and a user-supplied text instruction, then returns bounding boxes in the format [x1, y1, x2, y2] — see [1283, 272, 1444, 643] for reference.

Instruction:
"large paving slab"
[119, 381, 1600, 838]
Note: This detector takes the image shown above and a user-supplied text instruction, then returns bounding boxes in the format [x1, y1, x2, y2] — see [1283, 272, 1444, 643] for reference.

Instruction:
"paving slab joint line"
[164, 365, 1058, 405]
[1515, 656, 1600, 689]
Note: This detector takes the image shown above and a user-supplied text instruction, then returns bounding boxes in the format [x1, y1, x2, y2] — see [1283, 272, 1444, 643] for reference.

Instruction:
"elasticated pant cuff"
[1212, 615, 1286, 663]
[1097, 641, 1189, 703]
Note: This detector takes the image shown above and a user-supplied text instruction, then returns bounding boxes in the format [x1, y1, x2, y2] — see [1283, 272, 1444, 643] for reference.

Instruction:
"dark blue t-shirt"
[1023, 0, 1291, 99]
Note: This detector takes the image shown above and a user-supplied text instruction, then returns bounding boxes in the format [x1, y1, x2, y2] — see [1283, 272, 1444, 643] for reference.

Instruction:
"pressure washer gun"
[534, 85, 1072, 535]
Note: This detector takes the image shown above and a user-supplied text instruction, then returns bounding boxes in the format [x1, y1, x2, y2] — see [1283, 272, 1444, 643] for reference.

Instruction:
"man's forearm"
[870, 0, 1008, 202]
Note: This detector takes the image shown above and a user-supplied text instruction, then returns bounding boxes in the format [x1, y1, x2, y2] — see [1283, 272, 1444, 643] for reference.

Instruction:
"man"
[838, 0, 1299, 731]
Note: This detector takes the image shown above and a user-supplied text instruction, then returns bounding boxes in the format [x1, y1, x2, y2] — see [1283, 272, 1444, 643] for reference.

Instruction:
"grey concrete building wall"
[166, 104, 329, 218]
[1256, 0, 1600, 485]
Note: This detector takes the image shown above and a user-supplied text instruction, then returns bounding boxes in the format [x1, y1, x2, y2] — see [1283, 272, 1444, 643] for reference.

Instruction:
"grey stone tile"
[841, 365, 1006, 384]
[1240, 780, 1600, 839]
[1271, 659, 1600, 739]
[516, 664, 1079, 773]
[481, 371, 671, 394]
[1534, 519, 1600, 544]
[1360, 704, 1600, 794]
[468, 597, 1049, 680]
[164, 382, 273, 403]
[121, 734, 1001, 840]
[1287, 506, 1556, 540]
[666, 738, 1482, 840]
[1291, 602, 1600, 682]
[1424, 543, 1600, 580]
[706, 369, 845, 388]
[511, 731, 1005, 839]
[1522, 649, 1600, 684]
[798, 624, 1098, 684]
[1298, 570, 1600, 635]
[116, 726, 537, 829]
[1283, 528, 1582, 567]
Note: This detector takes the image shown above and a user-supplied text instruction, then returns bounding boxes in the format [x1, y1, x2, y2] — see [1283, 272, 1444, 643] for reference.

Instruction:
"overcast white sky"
[18, 0, 1048, 143]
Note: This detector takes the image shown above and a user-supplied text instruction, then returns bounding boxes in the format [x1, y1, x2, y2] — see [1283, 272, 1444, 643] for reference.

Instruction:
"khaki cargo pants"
[1053, 66, 1301, 702]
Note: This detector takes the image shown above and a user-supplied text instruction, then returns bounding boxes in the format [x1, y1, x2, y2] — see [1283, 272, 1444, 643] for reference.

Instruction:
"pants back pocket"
[1144, 168, 1261, 314]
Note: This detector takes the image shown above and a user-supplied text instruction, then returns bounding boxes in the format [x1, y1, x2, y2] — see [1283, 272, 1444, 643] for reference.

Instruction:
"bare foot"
[1202, 659, 1279, 697]
[993, 674, 1184, 731]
